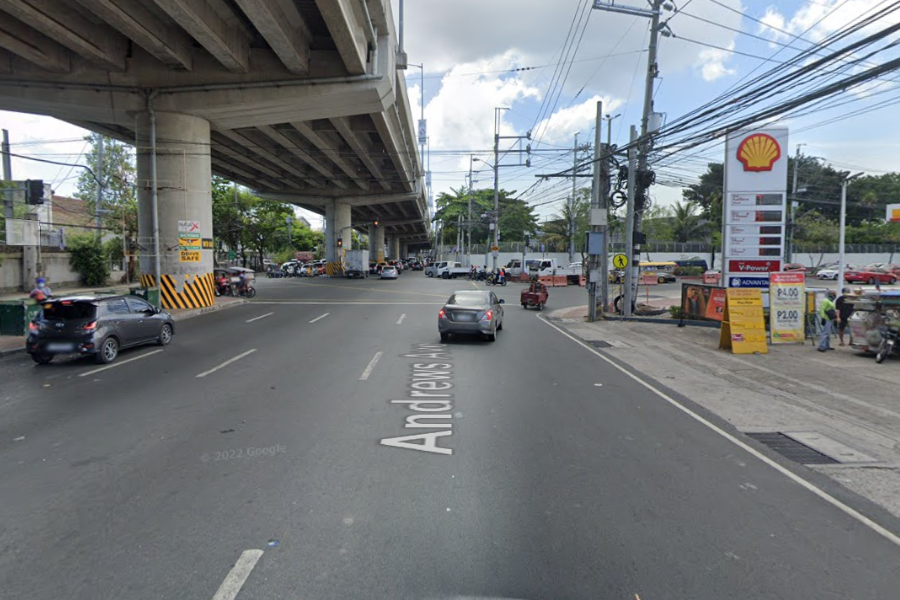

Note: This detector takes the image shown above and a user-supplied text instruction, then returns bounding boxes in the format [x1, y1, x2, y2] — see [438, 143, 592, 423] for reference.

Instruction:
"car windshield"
[446, 292, 487, 308]
[41, 301, 96, 321]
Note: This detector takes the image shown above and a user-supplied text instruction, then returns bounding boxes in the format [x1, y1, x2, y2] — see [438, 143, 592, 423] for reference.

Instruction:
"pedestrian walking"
[835, 287, 855, 346]
[818, 289, 838, 352]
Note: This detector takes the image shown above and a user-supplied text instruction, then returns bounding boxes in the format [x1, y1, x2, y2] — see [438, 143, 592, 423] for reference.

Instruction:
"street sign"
[178, 220, 200, 233]
[201, 238, 214, 250]
[179, 233, 201, 250]
[612, 254, 628, 269]
[179, 250, 201, 262]
[491, 245, 500, 252]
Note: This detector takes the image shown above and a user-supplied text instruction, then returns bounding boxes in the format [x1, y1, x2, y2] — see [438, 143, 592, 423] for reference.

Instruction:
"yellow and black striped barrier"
[140, 273, 215, 309]
[324, 262, 344, 277]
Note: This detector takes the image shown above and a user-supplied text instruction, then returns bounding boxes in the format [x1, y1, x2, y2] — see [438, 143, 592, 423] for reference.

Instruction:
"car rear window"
[447, 293, 487, 308]
[41, 301, 97, 321]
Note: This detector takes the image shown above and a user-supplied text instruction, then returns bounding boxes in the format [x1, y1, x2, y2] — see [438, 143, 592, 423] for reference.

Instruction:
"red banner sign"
[728, 260, 781, 273]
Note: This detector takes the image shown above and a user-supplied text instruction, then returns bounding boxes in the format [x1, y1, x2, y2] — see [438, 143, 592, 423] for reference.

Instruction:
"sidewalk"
[550, 305, 900, 520]
[0, 295, 246, 357]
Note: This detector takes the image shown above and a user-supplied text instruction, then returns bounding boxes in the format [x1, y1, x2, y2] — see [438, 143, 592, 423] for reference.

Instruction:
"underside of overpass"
[0, 0, 430, 305]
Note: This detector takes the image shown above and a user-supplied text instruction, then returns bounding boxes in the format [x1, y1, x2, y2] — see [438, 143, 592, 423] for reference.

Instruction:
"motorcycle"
[238, 284, 257, 298]
[485, 274, 507, 287]
[875, 324, 899, 364]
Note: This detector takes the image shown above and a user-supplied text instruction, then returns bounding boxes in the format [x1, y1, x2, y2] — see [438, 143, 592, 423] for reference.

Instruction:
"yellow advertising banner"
[770, 272, 805, 343]
[179, 250, 201, 262]
[719, 287, 768, 354]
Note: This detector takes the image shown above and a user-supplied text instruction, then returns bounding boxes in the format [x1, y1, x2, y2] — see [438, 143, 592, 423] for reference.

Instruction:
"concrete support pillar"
[325, 200, 351, 263]
[370, 224, 385, 262]
[391, 236, 400, 260]
[400, 241, 408, 259]
[136, 111, 214, 309]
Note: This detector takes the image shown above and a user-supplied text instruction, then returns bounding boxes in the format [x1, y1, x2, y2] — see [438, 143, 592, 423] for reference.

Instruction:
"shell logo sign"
[736, 133, 782, 172]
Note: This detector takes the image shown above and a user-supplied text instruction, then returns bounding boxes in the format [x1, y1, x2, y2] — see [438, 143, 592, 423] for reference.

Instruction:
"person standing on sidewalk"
[835, 287, 855, 346]
[818, 289, 838, 352]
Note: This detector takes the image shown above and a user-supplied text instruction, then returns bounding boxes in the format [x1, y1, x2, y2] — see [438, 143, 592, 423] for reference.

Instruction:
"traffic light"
[337, 237, 343, 248]
[25, 179, 45, 205]
[373, 219, 379, 227]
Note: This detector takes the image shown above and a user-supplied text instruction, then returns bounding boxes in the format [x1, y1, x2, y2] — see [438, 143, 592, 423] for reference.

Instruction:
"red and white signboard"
[728, 260, 782, 273]
[723, 128, 789, 286]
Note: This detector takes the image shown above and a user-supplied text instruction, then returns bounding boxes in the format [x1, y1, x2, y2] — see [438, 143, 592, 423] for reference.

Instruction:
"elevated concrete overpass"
[0, 0, 430, 307]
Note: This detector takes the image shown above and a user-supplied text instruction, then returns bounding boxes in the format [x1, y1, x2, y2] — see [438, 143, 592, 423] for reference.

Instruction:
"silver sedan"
[438, 290, 505, 342]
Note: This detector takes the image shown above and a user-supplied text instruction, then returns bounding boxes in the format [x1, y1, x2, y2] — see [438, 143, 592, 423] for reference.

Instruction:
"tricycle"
[848, 290, 900, 362]
[520, 281, 549, 310]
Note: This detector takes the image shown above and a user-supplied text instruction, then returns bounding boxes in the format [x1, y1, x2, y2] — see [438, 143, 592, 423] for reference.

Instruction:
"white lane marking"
[245, 312, 273, 323]
[359, 351, 383, 381]
[251, 301, 443, 305]
[211, 549, 263, 600]
[538, 315, 900, 549]
[78, 349, 165, 378]
[397, 313, 406, 325]
[308, 313, 330, 323]
[196, 349, 257, 379]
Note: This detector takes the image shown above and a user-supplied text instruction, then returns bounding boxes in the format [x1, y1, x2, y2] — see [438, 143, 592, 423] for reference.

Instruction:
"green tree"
[671, 200, 705, 242]
[74, 134, 137, 239]
[68, 234, 109, 286]
[641, 204, 674, 242]
[539, 191, 590, 253]
[433, 186, 537, 246]
[794, 209, 839, 265]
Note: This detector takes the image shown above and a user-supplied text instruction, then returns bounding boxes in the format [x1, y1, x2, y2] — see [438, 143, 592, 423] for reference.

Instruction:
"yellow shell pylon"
[737, 134, 781, 172]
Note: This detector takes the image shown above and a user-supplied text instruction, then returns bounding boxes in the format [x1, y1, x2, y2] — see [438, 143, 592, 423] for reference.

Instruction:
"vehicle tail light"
[439, 309, 447, 319]
[28, 321, 39, 333]
[481, 310, 493, 321]
[82, 321, 98, 331]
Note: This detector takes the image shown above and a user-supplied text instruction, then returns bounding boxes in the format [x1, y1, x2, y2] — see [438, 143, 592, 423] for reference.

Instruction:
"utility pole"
[624, 126, 637, 318]
[787, 143, 805, 263]
[467, 154, 474, 261]
[569, 133, 579, 265]
[594, 0, 666, 315]
[588, 101, 609, 322]
[2, 129, 12, 220]
[95, 135, 104, 239]
[492, 108, 501, 272]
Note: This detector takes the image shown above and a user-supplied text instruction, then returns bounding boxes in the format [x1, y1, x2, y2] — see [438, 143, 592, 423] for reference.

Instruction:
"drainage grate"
[588, 340, 613, 348]
[745, 432, 839, 465]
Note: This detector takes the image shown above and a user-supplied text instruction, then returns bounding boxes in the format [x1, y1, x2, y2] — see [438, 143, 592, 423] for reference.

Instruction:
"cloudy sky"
[2, 0, 900, 228]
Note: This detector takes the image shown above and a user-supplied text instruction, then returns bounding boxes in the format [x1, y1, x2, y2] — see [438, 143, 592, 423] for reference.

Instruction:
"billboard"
[888, 203, 900, 223]
[681, 283, 727, 322]
[723, 128, 789, 286]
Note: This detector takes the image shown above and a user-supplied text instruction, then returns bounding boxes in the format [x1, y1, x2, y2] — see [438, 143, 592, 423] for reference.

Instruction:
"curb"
[171, 298, 247, 322]
[0, 343, 24, 357]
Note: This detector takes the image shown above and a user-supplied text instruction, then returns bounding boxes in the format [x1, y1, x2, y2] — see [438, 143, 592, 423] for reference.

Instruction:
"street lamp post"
[838, 172, 863, 287]
[604, 113, 621, 147]
[286, 214, 294, 247]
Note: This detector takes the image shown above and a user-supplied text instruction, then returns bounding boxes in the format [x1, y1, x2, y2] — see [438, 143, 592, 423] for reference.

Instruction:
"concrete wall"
[0, 250, 81, 293]
[432, 250, 900, 272]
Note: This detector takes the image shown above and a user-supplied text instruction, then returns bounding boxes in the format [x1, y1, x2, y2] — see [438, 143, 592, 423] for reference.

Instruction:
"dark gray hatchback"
[26, 296, 175, 365]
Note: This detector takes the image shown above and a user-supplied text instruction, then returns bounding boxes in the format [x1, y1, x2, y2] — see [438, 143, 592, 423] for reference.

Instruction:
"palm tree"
[671, 200, 704, 242]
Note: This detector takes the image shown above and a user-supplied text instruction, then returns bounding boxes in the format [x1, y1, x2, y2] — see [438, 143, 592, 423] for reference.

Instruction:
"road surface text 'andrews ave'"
[380, 343, 455, 455]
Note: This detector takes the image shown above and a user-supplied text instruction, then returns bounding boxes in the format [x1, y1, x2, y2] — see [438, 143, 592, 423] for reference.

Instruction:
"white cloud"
[758, 7, 788, 46]
[0, 111, 91, 197]
[532, 95, 622, 147]
[697, 43, 737, 81]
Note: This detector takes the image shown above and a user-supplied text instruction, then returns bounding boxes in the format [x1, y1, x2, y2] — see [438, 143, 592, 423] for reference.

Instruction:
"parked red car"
[844, 266, 898, 285]
[782, 263, 808, 273]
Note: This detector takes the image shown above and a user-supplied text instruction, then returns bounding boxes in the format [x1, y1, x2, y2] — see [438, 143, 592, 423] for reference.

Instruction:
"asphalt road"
[1, 272, 899, 600]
